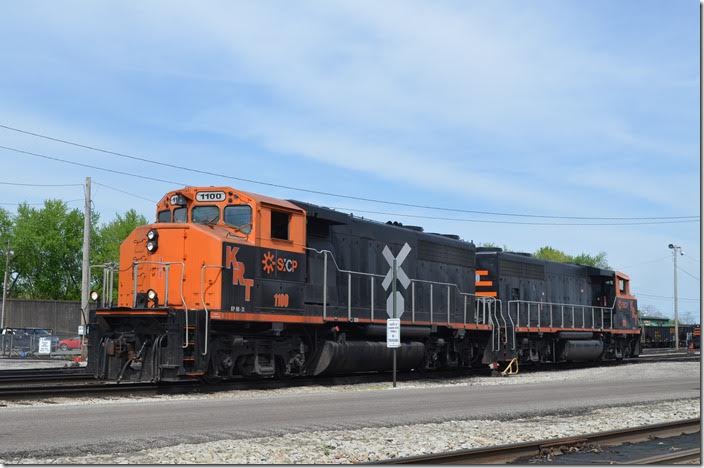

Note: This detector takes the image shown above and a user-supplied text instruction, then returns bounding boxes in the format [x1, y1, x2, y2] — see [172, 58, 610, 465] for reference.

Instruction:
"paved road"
[0, 375, 699, 458]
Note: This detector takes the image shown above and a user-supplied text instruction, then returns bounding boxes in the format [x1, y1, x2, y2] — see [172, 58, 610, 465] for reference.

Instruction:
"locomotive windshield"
[157, 210, 171, 223]
[173, 207, 187, 223]
[224, 205, 252, 233]
[192, 205, 220, 224]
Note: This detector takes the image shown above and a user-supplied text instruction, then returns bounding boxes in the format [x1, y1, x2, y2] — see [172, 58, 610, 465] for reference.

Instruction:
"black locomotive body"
[88, 186, 641, 383]
[476, 249, 640, 363]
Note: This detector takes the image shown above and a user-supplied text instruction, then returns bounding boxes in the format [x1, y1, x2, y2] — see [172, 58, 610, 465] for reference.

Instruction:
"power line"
[635, 292, 700, 302]
[93, 181, 158, 203]
[330, 206, 700, 226]
[0, 181, 82, 187]
[0, 199, 83, 206]
[618, 255, 671, 270]
[0, 144, 698, 227]
[677, 266, 700, 282]
[683, 253, 700, 263]
[0, 145, 186, 186]
[0, 123, 699, 221]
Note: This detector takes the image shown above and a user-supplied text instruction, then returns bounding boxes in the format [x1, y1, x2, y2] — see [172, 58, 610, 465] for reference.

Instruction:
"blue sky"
[0, 1, 700, 319]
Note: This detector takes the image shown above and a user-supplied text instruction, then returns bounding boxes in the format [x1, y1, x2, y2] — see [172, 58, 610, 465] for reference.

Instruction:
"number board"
[196, 191, 226, 202]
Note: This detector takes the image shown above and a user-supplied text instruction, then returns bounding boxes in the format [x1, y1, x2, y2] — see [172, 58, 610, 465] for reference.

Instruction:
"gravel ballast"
[5, 398, 699, 464]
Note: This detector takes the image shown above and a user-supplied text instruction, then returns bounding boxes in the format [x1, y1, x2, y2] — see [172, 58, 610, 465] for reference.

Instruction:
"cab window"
[192, 205, 220, 224]
[173, 207, 187, 223]
[271, 210, 290, 240]
[157, 210, 171, 223]
[224, 205, 252, 233]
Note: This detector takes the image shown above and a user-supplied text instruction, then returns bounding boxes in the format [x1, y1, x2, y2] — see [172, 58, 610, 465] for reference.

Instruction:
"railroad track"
[0, 367, 92, 384]
[375, 419, 701, 464]
[0, 352, 695, 399]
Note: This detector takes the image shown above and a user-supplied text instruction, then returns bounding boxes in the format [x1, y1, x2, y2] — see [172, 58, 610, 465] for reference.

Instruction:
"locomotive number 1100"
[274, 293, 289, 308]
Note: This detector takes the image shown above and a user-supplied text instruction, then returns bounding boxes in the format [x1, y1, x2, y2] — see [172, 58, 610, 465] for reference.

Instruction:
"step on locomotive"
[88, 186, 641, 382]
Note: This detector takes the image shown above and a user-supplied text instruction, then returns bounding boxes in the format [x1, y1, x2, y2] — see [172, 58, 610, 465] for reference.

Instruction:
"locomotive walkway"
[0, 372, 699, 459]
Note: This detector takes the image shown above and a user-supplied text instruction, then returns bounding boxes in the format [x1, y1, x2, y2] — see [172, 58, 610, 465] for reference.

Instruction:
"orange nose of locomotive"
[116, 222, 225, 311]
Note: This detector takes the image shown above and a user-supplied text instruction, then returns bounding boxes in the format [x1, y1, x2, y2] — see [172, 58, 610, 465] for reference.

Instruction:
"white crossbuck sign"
[382, 243, 411, 318]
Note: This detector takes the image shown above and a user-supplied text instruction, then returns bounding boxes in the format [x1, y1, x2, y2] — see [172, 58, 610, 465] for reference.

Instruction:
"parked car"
[58, 336, 81, 351]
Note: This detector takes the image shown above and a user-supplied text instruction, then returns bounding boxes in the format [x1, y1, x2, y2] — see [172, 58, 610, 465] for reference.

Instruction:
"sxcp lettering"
[261, 251, 298, 275]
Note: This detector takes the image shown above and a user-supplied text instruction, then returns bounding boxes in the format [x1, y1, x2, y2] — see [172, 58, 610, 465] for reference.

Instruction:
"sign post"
[392, 258, 397, 387]
[383, 243, 411, 388]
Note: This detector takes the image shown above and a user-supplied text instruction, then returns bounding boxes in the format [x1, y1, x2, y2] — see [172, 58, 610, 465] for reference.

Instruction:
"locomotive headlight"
[146, 240, 158, 253]
[147, 289, 157, 301]
[90, 291, 99, 302]
[147, 229, 158, 241]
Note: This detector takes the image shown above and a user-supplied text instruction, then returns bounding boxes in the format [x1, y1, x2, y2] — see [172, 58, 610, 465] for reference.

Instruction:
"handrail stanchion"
[108, 265, 114, 308]
[132, 262, 138, 308]
[561, 305, 564, 328]
[322, 252, 327, 319]
[550, 304, 553, 328]
[370, 276, 374, 321]
[412, 281, 415, 323]
[430, 284, 434, 324]
[538, 303, 541, 328]
[571, 306, 575, 328]
[347, 272, 352, 320]
[582, 306, 585, 329]
[591, 308, 595, 329]
[101, 268, 108, 308]
[164, 264, 171, 307]
[447, 285, 451, 324]
[527, 304, 531, 329]
[463, 295, 467, 325]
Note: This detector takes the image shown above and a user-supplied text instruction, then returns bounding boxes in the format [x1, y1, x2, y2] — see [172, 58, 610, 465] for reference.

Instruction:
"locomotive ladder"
[481, 298, 516, 353]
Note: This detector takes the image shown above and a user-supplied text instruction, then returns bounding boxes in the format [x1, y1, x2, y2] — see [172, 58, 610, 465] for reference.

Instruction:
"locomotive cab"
[92, 186, 309, 382]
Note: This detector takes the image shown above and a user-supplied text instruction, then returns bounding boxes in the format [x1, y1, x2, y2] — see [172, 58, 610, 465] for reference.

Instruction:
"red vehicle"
[58, 337, 81, 351]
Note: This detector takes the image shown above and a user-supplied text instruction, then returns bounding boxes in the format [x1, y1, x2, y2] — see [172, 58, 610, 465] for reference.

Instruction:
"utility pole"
[668, 244, 682, 349]
[1, 239, 11, 330]
[80, 177, 91, 360]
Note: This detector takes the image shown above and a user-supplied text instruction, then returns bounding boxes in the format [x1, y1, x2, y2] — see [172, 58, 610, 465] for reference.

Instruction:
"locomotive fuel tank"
[559, 339, 604, 362]
[309, 340, 425, 375]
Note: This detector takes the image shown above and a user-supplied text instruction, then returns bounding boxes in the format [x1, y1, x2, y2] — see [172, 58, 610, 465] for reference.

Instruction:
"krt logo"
[262, 251, 298, 275]
[225, 246, 254, 301]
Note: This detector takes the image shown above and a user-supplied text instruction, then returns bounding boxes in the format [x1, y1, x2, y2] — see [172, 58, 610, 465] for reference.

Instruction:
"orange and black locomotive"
[89, 186, 641, 382]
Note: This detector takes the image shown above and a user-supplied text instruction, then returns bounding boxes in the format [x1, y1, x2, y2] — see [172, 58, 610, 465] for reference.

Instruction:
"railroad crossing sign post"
[383, 243, 411, 388]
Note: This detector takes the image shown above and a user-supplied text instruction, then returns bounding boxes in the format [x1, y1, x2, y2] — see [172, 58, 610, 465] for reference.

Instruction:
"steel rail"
[0, 381, 160, 399]
[0, 367, 92, 383]
[374, 419, 701, 464]
[624, 447, 701, 464]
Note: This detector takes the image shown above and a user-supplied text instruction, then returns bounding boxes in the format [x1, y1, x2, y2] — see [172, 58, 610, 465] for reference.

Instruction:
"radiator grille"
[499, 259, 545, 280]
[417, 240, 474, 267]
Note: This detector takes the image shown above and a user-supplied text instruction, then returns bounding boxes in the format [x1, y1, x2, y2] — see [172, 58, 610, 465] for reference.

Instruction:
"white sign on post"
[78, 325, 85, 336]
[386, 318, 401, 348]
[37, 337, 52, 355]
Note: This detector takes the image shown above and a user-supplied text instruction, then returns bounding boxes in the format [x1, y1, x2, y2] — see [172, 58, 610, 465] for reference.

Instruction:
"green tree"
[94, 209, 147, 264]
[533, 246, 572, 263]
[479, 242, 511, 251]
[10, 200, 97, 300]
[0, 207, 13, 294]
[533, 245, 610, 269]
[572, 252, 610, 269]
